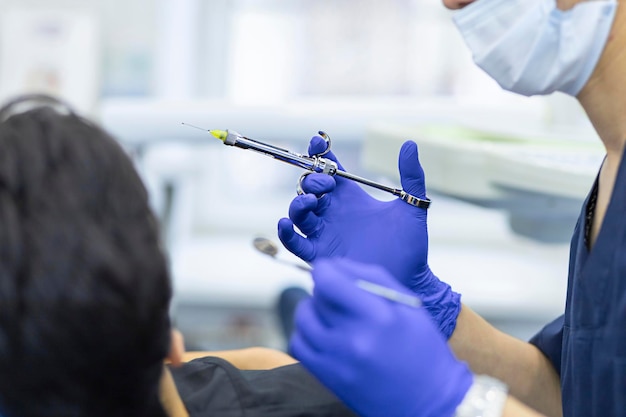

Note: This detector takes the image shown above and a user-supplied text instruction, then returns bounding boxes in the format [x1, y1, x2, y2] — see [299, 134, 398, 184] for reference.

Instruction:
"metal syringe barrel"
[210, 129, 338, 174]
[209, 129, 430, 209]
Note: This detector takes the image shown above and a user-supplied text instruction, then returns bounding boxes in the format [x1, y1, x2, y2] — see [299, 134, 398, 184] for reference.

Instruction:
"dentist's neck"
[577, 3, 626, 157]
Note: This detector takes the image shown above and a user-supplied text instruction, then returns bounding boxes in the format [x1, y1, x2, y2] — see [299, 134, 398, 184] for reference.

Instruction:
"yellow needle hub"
[209, 129, 228, 142]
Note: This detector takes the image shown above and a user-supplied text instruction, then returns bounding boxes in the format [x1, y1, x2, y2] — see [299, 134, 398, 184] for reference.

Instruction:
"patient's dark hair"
[0, 95, 171, 417]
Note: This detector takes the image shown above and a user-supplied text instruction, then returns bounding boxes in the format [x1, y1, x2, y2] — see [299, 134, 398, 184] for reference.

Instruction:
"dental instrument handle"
[334, 170, 400, 196]
[334, 169, 428, 207]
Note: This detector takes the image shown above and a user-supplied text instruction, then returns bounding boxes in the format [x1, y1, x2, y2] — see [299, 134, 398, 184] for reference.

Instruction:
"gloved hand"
[277, 135, 461, 338]
[290, 258, 473, 417]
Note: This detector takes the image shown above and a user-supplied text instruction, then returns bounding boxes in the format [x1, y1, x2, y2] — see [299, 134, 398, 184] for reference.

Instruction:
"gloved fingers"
[291, 298, 334, 353]
[278, 218, 315, 262]
[288, 330, 314, 363]
[308, 135, 345, 171]
[310, 259, 384, 320]
[398, 140, 427, 199]
[288, 330, 335, 379]
[312, 258, 423, 322]
[290, 298, 357, 384]
[287, 194, 324, 236]
[300, 173, 336, 196]
[289, 328, 354, 395]
[318, 257, 410, 293]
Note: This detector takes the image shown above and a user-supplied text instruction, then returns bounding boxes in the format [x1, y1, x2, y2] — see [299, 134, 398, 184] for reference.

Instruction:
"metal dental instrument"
[356, 279, 422, 308]
[252, 237, 312, 272]
[252, 236, 421, 308]
[182, 124, 431, 209]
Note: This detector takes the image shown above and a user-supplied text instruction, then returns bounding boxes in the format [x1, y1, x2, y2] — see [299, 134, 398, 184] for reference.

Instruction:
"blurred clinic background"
[0, 0, 606, 351]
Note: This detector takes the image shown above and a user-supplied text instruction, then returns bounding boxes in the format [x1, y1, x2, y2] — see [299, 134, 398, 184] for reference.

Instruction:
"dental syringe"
[183, 124, 430, 209]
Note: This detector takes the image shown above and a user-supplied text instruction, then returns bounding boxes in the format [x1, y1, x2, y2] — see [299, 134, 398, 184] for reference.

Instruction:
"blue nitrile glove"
[277, 135, 461, 338]
[290, 258, 473, 417]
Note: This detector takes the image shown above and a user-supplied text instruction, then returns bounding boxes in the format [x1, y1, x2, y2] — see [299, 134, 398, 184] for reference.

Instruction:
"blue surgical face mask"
[453, 0, 618, 97]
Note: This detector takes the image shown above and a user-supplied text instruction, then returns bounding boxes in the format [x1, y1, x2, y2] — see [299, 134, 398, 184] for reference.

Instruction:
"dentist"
[279, 0, 625, 416]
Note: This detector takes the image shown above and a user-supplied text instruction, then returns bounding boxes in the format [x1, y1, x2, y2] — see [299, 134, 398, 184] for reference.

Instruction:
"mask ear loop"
[0, 93, 75, 123]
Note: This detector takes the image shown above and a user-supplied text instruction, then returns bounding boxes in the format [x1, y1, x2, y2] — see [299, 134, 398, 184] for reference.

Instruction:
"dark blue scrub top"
[530, 149, 626, 417]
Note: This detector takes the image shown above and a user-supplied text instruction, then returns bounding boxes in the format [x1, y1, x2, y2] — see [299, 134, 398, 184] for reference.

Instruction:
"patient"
[0, 94, 355, 417]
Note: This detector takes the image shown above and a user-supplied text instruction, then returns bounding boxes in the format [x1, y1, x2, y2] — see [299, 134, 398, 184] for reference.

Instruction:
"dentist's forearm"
[450, 305, 563, 417]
